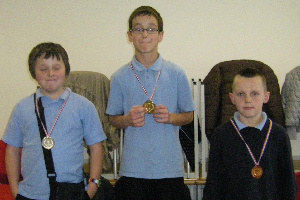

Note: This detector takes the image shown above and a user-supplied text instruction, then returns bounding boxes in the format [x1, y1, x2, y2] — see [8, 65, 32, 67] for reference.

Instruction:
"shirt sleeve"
[3, 103, 24, 147]
[177, 69, 195, 113]
[202, 129, 226, 199]
[277, 130, 297, 199]
[106, 74, 124, 116]
[82, 100, 107, 146]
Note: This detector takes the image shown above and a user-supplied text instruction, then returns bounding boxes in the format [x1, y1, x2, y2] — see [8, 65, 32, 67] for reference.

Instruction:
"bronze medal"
[42, 136, 55, 150]
[231, 119, 272, 180]
[143, 100, 155, 114]
[251, 165, 263, 179]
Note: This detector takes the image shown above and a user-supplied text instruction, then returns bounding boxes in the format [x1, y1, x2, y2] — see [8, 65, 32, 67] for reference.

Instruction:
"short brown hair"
[128, 6, 163, 32]
[28, 42, 70, 79]
[232, 68, 267, 91]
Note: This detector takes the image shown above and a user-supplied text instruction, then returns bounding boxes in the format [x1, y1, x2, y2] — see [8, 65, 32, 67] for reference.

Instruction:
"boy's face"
[229, 75, 270, 124]
[128, 15, 163, 56]
[34, 54, 67, 99]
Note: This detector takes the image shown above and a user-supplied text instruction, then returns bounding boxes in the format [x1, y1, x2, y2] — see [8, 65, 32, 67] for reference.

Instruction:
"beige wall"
[1, 0, 300, 150]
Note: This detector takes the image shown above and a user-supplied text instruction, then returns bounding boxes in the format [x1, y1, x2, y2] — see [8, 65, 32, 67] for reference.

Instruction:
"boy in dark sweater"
[203, 68, 297, 199]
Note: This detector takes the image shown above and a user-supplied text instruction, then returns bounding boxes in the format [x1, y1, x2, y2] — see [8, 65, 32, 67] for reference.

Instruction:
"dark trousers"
[114, 176, 191, 200]
[16, 181, 90, 200]
[16, 194, 34, 200]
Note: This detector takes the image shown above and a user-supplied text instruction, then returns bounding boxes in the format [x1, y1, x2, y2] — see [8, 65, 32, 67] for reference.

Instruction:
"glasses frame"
[130, 27, 160, 34]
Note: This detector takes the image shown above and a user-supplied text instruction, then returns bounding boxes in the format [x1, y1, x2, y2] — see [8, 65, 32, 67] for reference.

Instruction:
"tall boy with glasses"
[106, 6, 194, 200]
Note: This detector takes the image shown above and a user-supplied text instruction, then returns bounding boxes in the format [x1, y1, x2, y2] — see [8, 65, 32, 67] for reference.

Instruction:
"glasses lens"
[147, 28, 158, 33]
[132, 28, 158, 34]
[134, 28, 143, 33]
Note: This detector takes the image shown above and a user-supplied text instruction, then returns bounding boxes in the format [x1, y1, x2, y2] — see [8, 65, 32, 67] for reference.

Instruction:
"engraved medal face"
[42, 136, 55, 150]
[143, 100, 155, 114]
[251, 165, 263, 179]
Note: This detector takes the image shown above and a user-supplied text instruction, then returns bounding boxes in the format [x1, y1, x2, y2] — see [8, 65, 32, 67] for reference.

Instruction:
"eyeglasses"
[130, 27, 159, 34]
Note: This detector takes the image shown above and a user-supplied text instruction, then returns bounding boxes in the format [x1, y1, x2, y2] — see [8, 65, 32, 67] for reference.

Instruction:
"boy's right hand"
[125, 105, 146, 127]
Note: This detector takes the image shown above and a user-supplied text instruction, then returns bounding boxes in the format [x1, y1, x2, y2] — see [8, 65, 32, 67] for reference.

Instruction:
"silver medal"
[42, 136, 55, 149]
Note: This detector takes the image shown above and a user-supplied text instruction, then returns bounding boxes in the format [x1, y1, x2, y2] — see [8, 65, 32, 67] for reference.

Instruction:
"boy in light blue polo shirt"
[106, 6, 194, 200]
[3, 42, 106, 200]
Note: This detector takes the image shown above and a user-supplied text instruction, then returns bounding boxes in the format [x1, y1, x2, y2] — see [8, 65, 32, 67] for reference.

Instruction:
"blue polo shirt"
[3, 88, 106, 199]
[233, 111, 268, 131]
[106, 55, 195, 179]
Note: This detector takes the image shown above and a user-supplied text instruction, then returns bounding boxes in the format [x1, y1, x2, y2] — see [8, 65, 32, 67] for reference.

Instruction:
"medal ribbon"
[230, 119, 272, 166]
[130, 62, 161, 101]
[35, 92, 70, 138]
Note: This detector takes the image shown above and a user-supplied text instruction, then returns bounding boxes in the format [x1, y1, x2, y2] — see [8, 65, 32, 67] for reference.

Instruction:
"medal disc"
[42, 136, 55, 150]
[251, 165, 263, 179]
[143, 100, 155, 114]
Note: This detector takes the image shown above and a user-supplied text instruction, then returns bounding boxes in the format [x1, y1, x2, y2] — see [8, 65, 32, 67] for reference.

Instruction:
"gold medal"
[143, 100, 155, 114]
[130, 62, 162, 115]
[251, 165, 263, 179]
[42, 136, 55, 150]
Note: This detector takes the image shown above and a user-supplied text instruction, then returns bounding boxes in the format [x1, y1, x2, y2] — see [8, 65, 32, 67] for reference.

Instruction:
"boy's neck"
[40, 88, 65, 100]
[135, 52, 159, 68]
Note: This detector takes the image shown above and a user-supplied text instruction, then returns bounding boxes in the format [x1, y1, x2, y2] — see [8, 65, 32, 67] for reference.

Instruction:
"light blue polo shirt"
[3, 88, 106, 200]
[233, 111, 268, 131]
[106, 55, 195, 179]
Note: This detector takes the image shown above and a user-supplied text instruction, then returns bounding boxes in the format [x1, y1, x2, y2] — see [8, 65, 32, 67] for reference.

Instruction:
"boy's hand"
[125, 105, 146, 127]
[153, 105, 170, 124]
[86, 183, 97, 199]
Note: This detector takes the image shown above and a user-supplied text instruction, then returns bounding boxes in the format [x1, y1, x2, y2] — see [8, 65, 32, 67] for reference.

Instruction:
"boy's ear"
[263, 91, 270, 103]
[229, 93, 235, 105]
[158, 31, 164, 43]
[127, 31, 133, 42]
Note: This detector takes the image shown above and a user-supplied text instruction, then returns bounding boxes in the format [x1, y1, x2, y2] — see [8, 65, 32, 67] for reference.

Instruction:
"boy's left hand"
[86, 183, 98, 199]
[153, 105, 170, 124]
